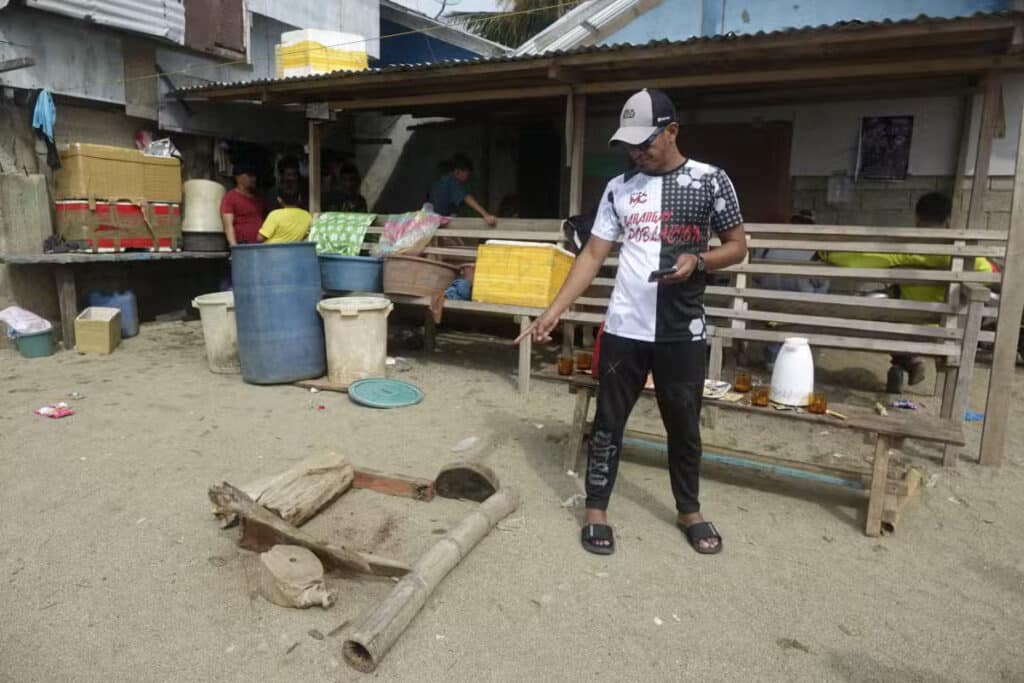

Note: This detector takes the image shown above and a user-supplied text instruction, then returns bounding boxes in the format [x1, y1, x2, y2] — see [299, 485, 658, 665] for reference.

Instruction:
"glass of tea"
[808, 392, 828, 415]
[733, 371, 752, 393]
[575, 351, 593, 372]
[751, 385, 770, 407]
[557, 356, 575, 376]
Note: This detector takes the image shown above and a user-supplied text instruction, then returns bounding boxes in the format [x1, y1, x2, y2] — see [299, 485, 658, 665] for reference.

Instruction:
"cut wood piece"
[258, 545, 335, 609]
[294, 377, 350, 393]
[434, 461, 499, 502]
[344, 488, 520, 673]
[211, 452, 354, 528]
[352, 468, 435, 501]
[208, 482, 408, 577]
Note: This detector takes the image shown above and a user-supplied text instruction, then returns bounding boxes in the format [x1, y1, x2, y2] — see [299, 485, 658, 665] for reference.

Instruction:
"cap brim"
[609, 126, 659, 147]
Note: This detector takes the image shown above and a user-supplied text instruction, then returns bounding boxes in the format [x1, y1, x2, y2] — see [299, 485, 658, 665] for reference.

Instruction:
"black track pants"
[585, 333, 705, 514]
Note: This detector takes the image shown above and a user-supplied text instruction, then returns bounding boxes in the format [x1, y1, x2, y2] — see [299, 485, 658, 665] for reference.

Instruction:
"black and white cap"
[609, 88, 677, 146]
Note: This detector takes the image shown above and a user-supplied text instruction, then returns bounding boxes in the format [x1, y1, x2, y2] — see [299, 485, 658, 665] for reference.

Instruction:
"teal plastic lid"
[348, 379, 424, 409]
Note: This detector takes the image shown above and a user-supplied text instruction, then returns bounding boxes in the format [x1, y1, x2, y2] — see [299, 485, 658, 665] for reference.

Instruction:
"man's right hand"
[515, 309, 560, 344]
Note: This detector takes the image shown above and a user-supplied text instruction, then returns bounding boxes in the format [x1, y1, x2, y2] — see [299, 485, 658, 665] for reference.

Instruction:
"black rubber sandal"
[681, 521, 723, 555]
[581, 523, 615, 555]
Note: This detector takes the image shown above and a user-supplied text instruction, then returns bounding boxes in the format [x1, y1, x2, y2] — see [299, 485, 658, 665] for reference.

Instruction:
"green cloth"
[308, 212, 377, 256]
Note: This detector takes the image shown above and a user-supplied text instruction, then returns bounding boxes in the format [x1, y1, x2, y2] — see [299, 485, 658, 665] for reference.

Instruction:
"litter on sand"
[653, 617, 664, 626]
[889, 399, 918, 410]
[964, 411, 984, 422]
[450, 436, 481, 453]
[560, 494, 585, 508]
[34, 402, 74, 419]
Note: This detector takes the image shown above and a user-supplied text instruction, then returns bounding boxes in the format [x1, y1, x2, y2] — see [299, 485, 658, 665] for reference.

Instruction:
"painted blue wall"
[713, 0, 1009, 36]
[600, 0, 703, 46]
[598, 0, 1010, 46]
[378, 18, 481, 65]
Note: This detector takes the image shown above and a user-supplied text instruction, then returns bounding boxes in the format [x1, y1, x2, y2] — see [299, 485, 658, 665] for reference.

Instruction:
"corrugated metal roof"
[176, 11, 1018, 94]
[25, 0, 185, 44]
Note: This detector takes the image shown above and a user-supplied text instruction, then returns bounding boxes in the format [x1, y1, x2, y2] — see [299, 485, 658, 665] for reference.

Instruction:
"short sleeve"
[590, 182, 622, 242]
[709, 170, 743, 234]
[258, 213, 277, 240]
[220, 192, 235, 215]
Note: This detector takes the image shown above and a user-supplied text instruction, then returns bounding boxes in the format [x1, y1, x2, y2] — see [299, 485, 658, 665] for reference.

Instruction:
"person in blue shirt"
[429, 154, 496, 226]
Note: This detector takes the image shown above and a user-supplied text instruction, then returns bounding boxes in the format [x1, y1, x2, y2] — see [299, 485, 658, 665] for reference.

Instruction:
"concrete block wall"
[790, 175, 1012, 230]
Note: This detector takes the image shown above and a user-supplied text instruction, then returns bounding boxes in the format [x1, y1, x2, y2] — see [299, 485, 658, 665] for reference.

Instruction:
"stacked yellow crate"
[472, 241, 575, 308]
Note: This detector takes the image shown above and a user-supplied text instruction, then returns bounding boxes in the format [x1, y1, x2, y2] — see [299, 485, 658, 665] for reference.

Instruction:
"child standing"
[258, 189, 312, 244]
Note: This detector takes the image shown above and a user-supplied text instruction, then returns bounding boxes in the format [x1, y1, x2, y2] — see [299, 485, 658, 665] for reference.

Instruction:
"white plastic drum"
[317, 296, 393, 387]
[182, 180, 226, 233]
[192, 291, 240, 374]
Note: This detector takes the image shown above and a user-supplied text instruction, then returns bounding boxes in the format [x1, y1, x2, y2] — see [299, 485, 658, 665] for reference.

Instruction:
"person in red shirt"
[220, 164, 266, 246]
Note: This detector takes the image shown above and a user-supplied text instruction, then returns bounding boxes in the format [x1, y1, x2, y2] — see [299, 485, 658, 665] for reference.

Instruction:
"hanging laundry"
[31, 89, 60, 169]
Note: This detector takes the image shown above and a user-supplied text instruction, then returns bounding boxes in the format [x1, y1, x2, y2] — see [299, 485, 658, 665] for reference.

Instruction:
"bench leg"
[518, 316, 532, 394]
[55, 265, 77, 350]
[565, 388, 592, 473]
[865, 434, 892, 537]
[561, 321, 575, 358]
[423, 309, 436, 353]
[708, 337, 724, 380]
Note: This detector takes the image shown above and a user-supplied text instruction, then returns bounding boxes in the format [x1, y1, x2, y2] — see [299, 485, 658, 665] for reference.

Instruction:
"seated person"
[258, 189, 312, 244]
[820, 192, 996, 392]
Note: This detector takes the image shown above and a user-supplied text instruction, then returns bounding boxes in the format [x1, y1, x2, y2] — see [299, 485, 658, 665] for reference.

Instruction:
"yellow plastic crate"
[472, 241, 574, 308]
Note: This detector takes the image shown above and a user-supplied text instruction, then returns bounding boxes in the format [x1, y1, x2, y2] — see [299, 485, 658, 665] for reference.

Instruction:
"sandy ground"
[1, 321, 1023, 683]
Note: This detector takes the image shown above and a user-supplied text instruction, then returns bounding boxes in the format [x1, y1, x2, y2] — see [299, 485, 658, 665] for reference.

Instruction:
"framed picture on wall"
[857, 115, 914, 181]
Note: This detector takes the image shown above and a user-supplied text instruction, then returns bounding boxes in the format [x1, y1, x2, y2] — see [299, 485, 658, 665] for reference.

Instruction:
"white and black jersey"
[591, 158, 743, 343]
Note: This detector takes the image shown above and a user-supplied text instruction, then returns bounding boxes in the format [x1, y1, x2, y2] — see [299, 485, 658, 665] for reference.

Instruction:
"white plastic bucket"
[317, 296, 393, 387]
[769, 337, 814, 406]
[192, 291, 240, 374]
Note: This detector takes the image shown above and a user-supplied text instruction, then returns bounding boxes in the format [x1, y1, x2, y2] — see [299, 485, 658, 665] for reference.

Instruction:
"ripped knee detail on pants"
[588, 429, 617, 489]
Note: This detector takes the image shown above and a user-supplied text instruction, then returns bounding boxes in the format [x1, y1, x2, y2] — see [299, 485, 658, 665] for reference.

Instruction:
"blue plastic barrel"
[319, 255, 383, 292]
[232, 243, 325, 384]
[88, 290, 138, 338]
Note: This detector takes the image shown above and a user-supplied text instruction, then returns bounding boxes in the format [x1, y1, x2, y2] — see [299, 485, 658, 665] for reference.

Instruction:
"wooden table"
[542, 371, 964, 537]
[1, 251, 229, 347]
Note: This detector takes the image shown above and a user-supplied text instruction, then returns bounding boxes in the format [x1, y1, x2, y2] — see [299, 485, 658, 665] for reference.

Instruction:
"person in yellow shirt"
[820, 193, 996, 392]
[258, 189, 311, 244]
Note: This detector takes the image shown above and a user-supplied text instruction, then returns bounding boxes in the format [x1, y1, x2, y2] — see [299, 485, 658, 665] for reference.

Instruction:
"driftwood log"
[258, 545, 335, 609]
[343, 487, 520, 672]
[208, 482, 409, 578]
[212, 452, 354, 528]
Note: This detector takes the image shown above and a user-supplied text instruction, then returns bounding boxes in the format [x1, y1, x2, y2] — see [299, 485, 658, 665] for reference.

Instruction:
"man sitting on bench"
[518, 89, 747, 556]
[820, 192, 997, 393]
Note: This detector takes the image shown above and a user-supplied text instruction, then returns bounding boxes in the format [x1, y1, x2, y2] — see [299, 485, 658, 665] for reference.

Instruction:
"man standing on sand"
[518, 89, 747, 556]
[221, 163, 266, 247]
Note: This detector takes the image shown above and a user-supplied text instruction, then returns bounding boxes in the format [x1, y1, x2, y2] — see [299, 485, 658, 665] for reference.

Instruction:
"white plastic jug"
[318, 296, 393, 387]
[769, 337, 814, 406]
[183, 180, 226, 233]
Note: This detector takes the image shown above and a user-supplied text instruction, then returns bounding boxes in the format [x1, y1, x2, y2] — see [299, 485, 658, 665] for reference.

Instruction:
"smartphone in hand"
[648, 266, 678, 282]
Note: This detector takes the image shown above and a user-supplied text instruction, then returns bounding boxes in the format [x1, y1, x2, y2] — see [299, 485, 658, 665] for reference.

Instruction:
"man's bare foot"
[678, 512, 721, 552]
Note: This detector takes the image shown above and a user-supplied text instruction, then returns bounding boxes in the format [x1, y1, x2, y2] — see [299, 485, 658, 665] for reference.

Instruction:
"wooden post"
[568, 93, 586, 215]
[943, 286, 987, 466]
[343, 488, 520, 673]
[55, 265, 77, 349]
[865, 435, 892, 537]
[308, 120, 322, 215]
[979, 103, 1024, 466]
[518, 316, 532, 394]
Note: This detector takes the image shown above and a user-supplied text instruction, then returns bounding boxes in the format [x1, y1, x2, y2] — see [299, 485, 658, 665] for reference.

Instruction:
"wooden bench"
[0, 250, 230, 347]
[356, 217, 995, 466]
[553, 372, 964, 537]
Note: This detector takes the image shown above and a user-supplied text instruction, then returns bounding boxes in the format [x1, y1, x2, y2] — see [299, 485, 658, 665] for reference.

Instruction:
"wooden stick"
[343, 488, 520, 672]
[352, 468, 435, 501]
[208, 482, 409, 578]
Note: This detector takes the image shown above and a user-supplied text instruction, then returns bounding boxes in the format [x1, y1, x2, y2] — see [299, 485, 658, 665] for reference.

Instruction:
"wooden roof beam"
[328, 85, 570, 112]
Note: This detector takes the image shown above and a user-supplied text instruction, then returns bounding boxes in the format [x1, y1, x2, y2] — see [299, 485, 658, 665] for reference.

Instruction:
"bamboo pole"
[343, 487, 520, 673]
